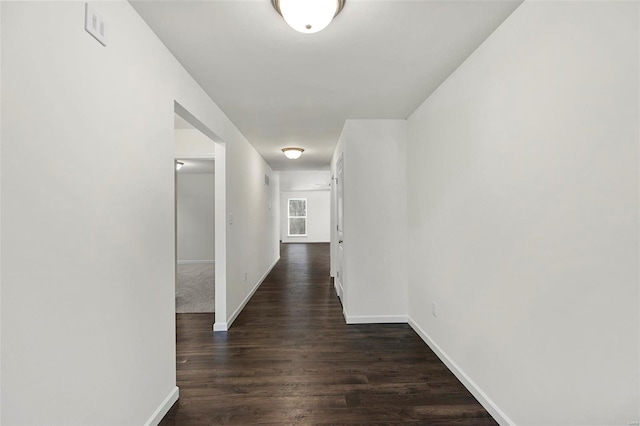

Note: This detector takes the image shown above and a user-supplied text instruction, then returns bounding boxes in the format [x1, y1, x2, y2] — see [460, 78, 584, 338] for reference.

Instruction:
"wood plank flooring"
[160, 243, 497, 425]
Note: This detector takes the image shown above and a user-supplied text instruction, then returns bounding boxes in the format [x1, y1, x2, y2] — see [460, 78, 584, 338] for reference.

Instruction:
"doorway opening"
[173, 102, 227, 332]
[175, 157, 215, 313]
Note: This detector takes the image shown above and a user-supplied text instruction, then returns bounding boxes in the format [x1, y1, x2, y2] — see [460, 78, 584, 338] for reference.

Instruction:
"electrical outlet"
[432, 302, 438, 318]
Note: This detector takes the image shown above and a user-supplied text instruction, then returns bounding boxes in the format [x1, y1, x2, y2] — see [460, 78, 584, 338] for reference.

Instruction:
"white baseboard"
[213, 322, 227, 332]
[225, 256, 280, 330]
[144, 386, 179, 426]
[345, 314, 407, 324]
[335, 280, 343, 300]
[407, 316, 514, 426]
[177, 260, 214, 265]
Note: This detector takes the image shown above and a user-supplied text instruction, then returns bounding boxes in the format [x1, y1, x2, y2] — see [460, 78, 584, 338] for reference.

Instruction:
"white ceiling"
[132, 0, 522, 171]
[176, 159, 215, 174]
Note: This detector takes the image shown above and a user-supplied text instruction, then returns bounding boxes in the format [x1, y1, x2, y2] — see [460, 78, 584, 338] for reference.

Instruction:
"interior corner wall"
[406, 1, 639, 424]
[1, 1, 278, 424]
[281, 191, 330, 243]
[331, 119, 408, 323]
[177, 173, 215, 262]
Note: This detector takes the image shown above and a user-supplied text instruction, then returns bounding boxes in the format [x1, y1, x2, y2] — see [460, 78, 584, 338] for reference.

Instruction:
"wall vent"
[264, 174, 270, 186]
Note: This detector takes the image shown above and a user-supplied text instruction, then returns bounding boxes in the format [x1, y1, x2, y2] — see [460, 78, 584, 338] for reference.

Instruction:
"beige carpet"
[176, 263, 215, 313]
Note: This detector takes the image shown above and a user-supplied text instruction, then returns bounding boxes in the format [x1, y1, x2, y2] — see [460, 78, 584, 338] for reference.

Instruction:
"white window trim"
[288, 198, 307, 237]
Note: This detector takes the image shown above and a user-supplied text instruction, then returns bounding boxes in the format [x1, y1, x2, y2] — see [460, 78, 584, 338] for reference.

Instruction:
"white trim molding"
[336, 280, 343, 300]
[174, 155, 215, 160]
[177, 260, 214, 265]
[213, 322, 227, 332]
[407, 317, 515, 426]
[287, 197, 307, 237]
[214, 256, 280, 332]
[144, 386, 179, 426]
[281, 188, 330, 192]
[344, 314, 407, 324]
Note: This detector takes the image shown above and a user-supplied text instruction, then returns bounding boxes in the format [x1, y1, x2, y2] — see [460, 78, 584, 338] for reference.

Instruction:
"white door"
[336, 155, 344, 301]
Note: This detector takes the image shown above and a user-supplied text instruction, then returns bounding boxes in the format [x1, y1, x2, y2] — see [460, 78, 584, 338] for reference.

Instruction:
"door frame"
[335, 154, 344, 302]
[173, 102, 227, 331]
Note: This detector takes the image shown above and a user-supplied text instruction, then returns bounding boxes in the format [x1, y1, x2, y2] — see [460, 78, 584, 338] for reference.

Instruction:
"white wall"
[175, 128, 214, 158]
[331, 120, 408, 323]
[225, 136, 280, 328]
[279, 170, 331, 192]
[271, 172, 281, 263]
[280, 170, 331, 243]
[281, 191, 330, 243]
[177, 173, 215, 262]
[406, 1, 639, 425]
[1, 2, 278, 425]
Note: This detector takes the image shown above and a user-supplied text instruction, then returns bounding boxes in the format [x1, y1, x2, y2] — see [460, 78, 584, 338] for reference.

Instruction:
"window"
[288, 198, 307, 236]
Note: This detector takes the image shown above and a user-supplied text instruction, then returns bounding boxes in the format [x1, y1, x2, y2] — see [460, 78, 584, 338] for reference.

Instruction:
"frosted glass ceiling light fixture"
[176, 161, 184, 171]
[272, 0, 346, 34]
[282, 147, 304, 159]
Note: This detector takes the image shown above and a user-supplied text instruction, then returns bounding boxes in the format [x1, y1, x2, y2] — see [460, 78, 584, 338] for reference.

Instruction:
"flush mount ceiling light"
[176, 161, 184, 171]
[271, 0, 346, 34]
[282, 147, 305, 159]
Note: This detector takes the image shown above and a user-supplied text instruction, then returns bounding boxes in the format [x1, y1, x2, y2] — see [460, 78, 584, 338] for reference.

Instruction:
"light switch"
[85, 3, 108, 46]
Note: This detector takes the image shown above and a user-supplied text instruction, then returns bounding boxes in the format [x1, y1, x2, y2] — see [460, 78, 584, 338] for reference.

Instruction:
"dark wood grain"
[160, 243, 497, 425]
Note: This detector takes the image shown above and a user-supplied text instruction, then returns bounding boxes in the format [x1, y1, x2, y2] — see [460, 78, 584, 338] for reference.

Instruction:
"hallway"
[161, 243, 496, 425]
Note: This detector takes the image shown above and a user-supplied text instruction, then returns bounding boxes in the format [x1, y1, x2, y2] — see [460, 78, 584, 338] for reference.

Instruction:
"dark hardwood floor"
[160, 243, 497, 425]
